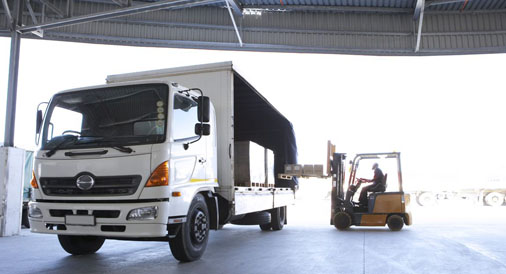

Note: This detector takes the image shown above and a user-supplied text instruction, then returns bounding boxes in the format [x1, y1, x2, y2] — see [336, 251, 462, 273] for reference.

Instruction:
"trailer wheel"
[484, 192, 505, 207]
[387, 215, 404, 231]
[57, 235, 105, 255]
[259, 223, 272, 231]
[333, 212, 351, 230]
[416, 192, 436, 207]
[231, 212, 271, 225]
[270, 206, 286, 231]
[169, 194, 210, 262]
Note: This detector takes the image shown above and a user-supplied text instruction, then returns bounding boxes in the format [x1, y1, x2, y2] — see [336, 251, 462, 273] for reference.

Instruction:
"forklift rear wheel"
[333, 212, 351, 230]
[387, 215, 404, 231]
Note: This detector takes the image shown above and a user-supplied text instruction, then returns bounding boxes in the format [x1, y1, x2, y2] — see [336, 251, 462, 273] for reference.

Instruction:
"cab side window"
[172, 94, 198, 140]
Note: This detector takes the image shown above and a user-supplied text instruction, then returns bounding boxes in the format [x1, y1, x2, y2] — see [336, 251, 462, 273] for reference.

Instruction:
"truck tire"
[21, 207, 30, 228]
[231, 212, 270, 225]
[169, 194, 210, 262]
[387, 215, 404, 231]
[270, 206, 286, 231]
[416, 192, 436, 207]
[57, 235, 105, 255]
[333, 212, 351, 230]
[484, 192, 505, 207]
[259, 223, 271, 231]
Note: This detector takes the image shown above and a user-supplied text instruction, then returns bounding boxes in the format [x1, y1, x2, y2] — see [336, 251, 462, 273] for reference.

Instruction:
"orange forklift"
[330, 151, 412, 231]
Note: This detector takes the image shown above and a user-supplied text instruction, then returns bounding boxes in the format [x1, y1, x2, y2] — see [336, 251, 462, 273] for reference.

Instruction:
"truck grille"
[39, 175, 142, 196]
[49, 209, 120, 218]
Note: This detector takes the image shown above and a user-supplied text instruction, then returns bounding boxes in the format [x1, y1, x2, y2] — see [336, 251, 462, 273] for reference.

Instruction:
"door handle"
[199, 158, 206, 164]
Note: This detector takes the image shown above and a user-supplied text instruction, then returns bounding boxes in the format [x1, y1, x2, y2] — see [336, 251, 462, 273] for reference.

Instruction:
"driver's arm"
[368, 170, 379, 183]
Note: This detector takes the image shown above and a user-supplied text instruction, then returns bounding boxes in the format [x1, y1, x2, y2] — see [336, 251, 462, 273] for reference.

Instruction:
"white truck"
[28, 62, 298, 261]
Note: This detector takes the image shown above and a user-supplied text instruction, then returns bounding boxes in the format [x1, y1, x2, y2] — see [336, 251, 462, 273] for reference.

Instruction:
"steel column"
[4, 0, 22, 147]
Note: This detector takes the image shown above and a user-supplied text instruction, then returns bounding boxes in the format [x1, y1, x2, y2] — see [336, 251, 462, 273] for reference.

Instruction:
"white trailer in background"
[29, 62, 297, 261]
[414, 184, 506, 207]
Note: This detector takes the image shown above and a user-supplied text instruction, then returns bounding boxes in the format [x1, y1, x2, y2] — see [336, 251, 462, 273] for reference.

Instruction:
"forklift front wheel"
[333, 212, 352, 230]
[387, 215, 404, 231]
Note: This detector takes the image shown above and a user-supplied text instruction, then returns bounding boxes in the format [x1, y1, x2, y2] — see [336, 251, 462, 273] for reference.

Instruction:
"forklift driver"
[358, 163, 385, 206]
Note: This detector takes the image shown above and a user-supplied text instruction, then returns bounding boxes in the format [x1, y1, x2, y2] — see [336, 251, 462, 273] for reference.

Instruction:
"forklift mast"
[330, 153, 346, 225]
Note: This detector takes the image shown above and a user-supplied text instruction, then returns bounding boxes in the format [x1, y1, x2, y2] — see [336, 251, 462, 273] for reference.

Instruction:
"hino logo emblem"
[76, 175, 95, 191]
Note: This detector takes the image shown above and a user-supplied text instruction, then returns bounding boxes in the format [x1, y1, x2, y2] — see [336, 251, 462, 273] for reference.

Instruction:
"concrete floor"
[2, 201, 506, 274]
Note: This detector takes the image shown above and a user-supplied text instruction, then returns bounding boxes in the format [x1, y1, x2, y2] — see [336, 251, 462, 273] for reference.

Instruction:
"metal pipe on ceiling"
[17, 0, 223, 33]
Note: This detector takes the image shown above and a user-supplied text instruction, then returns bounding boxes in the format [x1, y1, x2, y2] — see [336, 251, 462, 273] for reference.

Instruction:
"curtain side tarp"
[233, 71, 298, 188]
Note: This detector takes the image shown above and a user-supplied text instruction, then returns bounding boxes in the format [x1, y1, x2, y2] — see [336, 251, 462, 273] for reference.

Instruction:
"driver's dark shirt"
[373, 168, 384, 185]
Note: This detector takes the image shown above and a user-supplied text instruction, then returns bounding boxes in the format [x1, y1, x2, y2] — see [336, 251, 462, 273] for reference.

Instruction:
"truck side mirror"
[36, 110, 43, 134]
[195, 123, 210, 136]
[197, 96, 210, 123]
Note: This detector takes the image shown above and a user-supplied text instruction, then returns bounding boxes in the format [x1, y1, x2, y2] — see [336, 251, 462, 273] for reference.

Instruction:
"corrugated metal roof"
[86, 0, 506, 11]
[426, 0, 506, 11]
[237, 0, 506, 11]
[1, 0, 506, 56]
[239, 0, 416, 8]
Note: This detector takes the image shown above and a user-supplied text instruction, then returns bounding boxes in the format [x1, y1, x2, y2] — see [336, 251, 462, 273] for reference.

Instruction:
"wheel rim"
[486, 193, 504, 206]
[191, 210, 207, 244]
[419, 193, 435, 206]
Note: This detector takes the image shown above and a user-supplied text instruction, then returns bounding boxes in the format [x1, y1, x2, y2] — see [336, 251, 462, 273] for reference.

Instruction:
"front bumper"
[29, 200, 170, 238]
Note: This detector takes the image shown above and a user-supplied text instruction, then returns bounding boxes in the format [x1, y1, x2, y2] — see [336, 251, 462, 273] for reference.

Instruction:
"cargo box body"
[107, 62, 297, 215]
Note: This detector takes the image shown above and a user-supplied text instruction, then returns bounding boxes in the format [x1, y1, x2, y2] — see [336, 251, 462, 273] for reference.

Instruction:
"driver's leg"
[359, 185, 372, 205]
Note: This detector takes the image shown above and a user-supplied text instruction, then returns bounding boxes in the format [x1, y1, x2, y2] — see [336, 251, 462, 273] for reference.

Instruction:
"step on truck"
[28, 62, 298, 261]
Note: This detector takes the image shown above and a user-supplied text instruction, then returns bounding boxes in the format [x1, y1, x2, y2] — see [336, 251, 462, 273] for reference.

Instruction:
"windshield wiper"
[111, 145, 133, 154]
[78, 137, 134, 154]
[45, 135, 78, 157]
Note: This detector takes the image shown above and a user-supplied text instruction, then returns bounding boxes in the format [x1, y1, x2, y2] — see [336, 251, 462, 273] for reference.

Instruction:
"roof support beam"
[1, 0, 13, 29]
[111, 0, 130, 8]
[242, 5, 413, 14]
[226, 0, 243, 47]
[17, 0, 222, 33]
[25, 0, 44, 37]
[225, 0, 242, 17]
[66, 0, 75, 17]
[40, 0, 65, 18]
[426, 0, 467, 7]
[415, 0, 425, 52]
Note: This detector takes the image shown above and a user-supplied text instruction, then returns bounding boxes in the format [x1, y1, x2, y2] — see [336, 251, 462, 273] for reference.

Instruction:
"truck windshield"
[41, 84, 168, 150]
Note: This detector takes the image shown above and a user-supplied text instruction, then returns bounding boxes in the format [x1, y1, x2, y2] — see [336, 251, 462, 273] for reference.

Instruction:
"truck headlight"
[127, 206, 158, 220]
[29, 204, 43, 218]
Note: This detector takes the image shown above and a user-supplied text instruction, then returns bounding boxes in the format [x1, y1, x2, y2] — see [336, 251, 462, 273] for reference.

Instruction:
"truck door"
[172, 94, 207, 183]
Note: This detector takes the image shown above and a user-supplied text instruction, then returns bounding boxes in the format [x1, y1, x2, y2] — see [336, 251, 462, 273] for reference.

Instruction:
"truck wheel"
[231, 212, 270, 225]
[416, 192, 436, 206]
[387, 215, 404, 231]
[270, 206, 286, 231]
[21, 208, 30, 228]
[169, 194, 209, 262]
[485, 192, 505, 207]
[259, 223, 272, 231]
[333, 212, 351, 230]
[57, 235, 105, 255]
